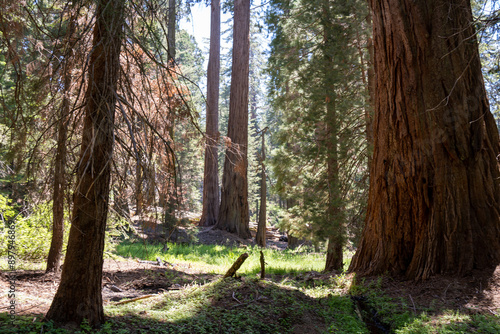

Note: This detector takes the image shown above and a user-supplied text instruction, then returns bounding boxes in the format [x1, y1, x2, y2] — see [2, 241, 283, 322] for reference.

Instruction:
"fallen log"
[114, 294, 156, 305]
[223, 253, 249, 278]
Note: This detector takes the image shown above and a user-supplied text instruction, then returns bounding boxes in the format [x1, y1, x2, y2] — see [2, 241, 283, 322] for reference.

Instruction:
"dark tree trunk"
[324, 97, 343, 272]
[45, 0, 123, 326]
[349, 0, 500, 280]
[323, 1, 343, 272]
[256, 132, 267, 247]
[199, 0, 221, 227]
[216, 0, 251, 239]
[287, 234, 300, 249]
[46, 16, 75, 273]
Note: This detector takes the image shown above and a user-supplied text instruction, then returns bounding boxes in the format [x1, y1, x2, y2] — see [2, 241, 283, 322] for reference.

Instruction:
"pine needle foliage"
[266, 0, 370, 254]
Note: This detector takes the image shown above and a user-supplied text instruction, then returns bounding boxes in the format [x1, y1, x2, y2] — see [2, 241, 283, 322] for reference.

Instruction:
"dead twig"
[409, 294, 417, 315]
[114, 294, 156, 305]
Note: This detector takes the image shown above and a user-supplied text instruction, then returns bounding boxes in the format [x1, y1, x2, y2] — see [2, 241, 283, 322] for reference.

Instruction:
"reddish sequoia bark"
[199, 0, 221, 227]
[46, 16, 75, 273]
[45, 0, 123, 325]
[349, 0, 500, 280]
[216, 0, 251, 239]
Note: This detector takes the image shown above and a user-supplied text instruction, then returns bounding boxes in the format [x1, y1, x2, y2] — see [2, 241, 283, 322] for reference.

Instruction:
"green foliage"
[0, 201, 69, 261]
[0, 313, 118, 334]
[266, 0, 370, 246]
[0, 194, 16, 222]
[328, 295, 369, 333]
[0, 199, 129, 264]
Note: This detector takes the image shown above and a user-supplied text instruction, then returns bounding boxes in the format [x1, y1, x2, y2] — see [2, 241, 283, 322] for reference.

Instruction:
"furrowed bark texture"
[349, 0, 500, 280]
[45, 0, 123, 325]
[216, 0, 251, 239]
[199, 0, 221, 227]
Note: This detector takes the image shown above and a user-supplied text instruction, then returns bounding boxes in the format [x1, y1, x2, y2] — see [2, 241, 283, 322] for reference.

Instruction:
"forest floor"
[2, 223, 500, 333]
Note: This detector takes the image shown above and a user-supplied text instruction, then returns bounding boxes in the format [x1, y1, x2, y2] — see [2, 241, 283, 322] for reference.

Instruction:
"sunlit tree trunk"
[256, 131, 267, 247]
[349, 0, 500, 280]
[46, 15, 75, 273]
[217, 0, 251, 239]
[45, 0, 124, 326]
[199, 0, 221, 227]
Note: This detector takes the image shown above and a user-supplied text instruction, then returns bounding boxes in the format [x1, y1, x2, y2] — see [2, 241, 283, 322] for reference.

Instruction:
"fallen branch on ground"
[223, 253, 249, 278]
[114, 294, 157, 305]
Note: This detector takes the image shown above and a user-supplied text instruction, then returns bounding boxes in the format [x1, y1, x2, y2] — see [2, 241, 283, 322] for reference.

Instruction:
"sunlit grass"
[114, 240, 326, 276]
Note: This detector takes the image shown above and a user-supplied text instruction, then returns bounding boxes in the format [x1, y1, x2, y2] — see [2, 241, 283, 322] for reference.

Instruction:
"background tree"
[349, 0, 500, 280]
[216, 0, 251, 238]
[46, 10, 78, 273]
[199, 0, 221, 227]
[267, 0, 369, 265]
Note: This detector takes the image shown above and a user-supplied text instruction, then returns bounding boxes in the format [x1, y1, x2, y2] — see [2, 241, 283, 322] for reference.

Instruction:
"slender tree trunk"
[199, 0, 221, 227]
[46, 16, 75, 273]
[164, 0, 177, 228]
[256, 131, 267, 247]
[216, 0, 251, 239]
[167, 0, 176, 64]
[45, 0, 123, 326]
[323, 1, 343, 272]
[324, 97, 343, 271]
[349, 0, 500, 280]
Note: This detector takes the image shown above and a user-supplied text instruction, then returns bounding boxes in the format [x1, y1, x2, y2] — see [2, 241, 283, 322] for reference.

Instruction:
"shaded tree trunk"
[167, 0, 176, 64]
[199, 0, 221, 227]
[323, 0, 344, 272]
[216, 0, 251, 239]
[45, 0, 124, 326]
[349, 0, 500, 280]
[46, 15, 75, 273]
[256, 131, 267, 247]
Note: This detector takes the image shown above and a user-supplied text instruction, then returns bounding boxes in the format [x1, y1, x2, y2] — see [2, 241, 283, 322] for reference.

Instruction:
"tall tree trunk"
[256, 131, 267, 247]
[164, 0, 177, 228]
[46, 16, 75, 273]
[323, 1, 344, 272]
[45, 0, 123, 326]
[324, 96, 343, 271]
[167, 0, 176, 64]
[216, 0, 251, 239]
[199, 0, 221, 227]
[349, 0, 500, 280]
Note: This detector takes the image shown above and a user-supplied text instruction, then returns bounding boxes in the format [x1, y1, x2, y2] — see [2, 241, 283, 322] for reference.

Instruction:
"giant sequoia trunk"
[45, 0, 123, 326]
[216, 0, 251, 239]
[349, 0, 500, 280]
[199, 0, 221, 227]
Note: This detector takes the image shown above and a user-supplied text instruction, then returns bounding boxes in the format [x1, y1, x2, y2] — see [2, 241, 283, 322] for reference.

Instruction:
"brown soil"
[0, 258, 218, 317]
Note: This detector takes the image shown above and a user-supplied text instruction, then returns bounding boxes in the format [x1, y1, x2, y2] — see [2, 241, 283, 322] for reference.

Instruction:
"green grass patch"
[114, 240, 325, 276]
